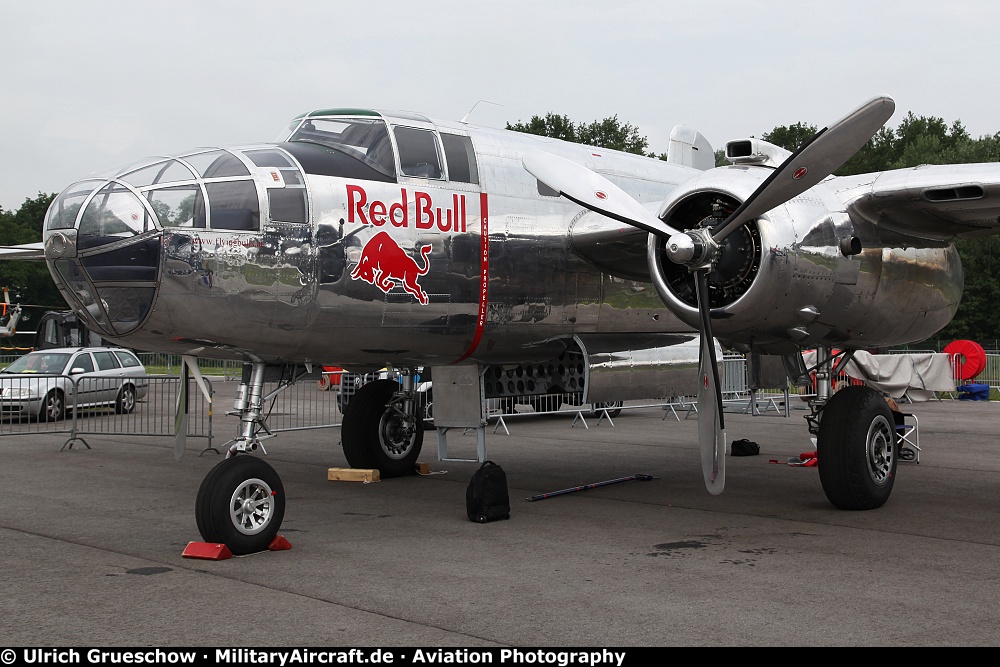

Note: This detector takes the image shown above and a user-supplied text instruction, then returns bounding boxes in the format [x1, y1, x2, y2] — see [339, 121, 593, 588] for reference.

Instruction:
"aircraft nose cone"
[43, 178, 161, 337]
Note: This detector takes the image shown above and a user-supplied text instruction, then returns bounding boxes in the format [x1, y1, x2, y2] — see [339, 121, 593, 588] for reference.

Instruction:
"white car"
[0, 347, 148, 421]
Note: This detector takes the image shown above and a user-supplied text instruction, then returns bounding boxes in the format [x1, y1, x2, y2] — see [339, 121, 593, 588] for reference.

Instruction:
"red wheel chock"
[181, 535, 291, 559]
[182, 542, 233, 560]
[268, 535, 292, 551]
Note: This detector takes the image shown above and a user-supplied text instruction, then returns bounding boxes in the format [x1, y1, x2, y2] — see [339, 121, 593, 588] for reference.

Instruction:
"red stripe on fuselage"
[453, 192, 489, 363]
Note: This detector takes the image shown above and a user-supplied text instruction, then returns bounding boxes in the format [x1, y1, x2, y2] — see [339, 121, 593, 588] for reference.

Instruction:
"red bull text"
[346, 185, 467, 232]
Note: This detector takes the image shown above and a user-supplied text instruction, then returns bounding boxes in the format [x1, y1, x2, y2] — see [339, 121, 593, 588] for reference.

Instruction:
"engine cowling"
[646, 165, 963, 354]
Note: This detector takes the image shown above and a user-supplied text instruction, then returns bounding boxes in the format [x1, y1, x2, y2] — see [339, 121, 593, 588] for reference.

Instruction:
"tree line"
[2, 111, 999, 348]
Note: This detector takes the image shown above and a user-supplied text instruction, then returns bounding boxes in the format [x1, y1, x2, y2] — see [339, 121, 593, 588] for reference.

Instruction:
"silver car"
[0, 347, 148, 421]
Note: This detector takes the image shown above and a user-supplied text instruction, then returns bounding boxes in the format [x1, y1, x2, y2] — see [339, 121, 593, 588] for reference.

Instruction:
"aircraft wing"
[569, 211, 652, 282]
[843, 163, 1000, 240]
[0, 242, 46, 260]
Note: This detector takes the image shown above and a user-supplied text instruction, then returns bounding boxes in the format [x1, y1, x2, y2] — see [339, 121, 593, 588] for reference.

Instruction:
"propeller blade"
[522, 149, 681, 238]
[694, 270, 726, 494]
[712, 95, 895, 243]
[173, 358, 189, 462]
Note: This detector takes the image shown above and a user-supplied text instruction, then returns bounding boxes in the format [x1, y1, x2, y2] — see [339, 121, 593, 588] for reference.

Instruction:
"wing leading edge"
[0, 242, 46, 260]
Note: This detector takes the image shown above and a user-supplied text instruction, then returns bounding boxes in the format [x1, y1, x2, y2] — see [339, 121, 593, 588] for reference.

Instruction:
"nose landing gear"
[194, 361, 293, 554]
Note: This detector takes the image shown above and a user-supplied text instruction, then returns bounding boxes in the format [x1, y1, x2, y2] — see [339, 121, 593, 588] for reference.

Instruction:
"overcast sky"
[2, 0, 999, 211]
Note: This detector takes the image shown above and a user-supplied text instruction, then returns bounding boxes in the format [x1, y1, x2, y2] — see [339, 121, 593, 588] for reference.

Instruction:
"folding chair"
[893, 410, 920, 463]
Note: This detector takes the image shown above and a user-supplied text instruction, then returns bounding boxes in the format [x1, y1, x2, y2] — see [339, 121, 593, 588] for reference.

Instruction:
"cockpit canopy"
[281, 109, 479, 185]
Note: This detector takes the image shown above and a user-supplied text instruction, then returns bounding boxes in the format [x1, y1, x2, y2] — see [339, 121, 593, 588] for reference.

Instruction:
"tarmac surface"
[2, 387, 1000, 647]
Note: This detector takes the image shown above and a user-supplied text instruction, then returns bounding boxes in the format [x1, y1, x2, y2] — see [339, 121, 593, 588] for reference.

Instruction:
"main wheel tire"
[341, 379, 422, 477]
[195, 456, 284, 555]
[817, 386, 897, 510]
[115, 384, 136, 414]
[40, 390, 65, 422]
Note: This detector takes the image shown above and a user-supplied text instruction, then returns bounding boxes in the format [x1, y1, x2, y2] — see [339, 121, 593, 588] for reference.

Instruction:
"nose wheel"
[196, 455, 285, 555]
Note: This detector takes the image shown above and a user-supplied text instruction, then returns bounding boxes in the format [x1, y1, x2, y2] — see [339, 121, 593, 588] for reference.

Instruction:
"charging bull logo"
[351, 231, 432, 305]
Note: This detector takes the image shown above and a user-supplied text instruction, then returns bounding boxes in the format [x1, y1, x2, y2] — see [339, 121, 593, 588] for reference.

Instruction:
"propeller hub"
[665, 233, 696, 264]
[665, 227, 717, 271]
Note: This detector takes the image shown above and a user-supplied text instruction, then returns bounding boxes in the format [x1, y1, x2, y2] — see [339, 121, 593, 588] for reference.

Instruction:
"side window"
[441, 134, 479, 185]
[72, 354, 96, 374]
[393, 127, 443, 179]
[146, 186, 206, 228]
[245, 149, 308, 224]
[205, 181, 260, 231]
[93, 351, 121, 371]
[115, 351, 141, 368]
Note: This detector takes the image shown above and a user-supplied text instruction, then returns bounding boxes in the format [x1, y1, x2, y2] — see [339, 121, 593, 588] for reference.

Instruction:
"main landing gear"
[806, 347, 898, 510]
[341, 370, 423, 478]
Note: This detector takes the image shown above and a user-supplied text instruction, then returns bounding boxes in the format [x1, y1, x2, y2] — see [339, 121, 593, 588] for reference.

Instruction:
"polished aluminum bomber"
[31, 101, 1000, 548]
[43, 114, 700, 375]
[41, 109, 976, 374]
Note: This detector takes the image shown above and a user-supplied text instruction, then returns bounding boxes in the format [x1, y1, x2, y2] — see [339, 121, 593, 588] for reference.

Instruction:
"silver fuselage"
[41, 109, 961, 368]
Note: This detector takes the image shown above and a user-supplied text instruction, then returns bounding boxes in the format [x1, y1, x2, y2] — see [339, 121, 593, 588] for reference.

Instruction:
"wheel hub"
[379, 412, 415, 459]
[866, 415, 894, 485]
[229, 477, 274, 535]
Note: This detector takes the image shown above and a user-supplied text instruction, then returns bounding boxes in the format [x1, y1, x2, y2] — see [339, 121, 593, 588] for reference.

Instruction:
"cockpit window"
[246, 150, 292, 169]
[46, 181, 99, 231]
[78, 182, 149, 244]
[394, 127, 442, 179]
[246, 149, 308, 224]
[441, 133, 479, 184]
[289, 118, 395, 178]
[184, 150, 251, 178]
[146, 186, 205, 228]
[119, 160, 196, 188]
[204, 181, 260, 231]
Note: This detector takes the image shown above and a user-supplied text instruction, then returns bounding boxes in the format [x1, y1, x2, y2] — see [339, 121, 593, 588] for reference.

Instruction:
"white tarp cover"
[803, 351, 956, 401]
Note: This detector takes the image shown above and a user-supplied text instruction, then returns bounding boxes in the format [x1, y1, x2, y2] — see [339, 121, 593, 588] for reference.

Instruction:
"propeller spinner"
[523, 95, 895, 495]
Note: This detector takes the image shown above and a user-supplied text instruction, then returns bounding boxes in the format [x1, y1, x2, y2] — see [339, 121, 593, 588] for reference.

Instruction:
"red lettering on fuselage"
[346, 185, 467, 233]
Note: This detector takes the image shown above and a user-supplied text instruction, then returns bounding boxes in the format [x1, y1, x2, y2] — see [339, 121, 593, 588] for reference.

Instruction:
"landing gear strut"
[341, 370, 423, 477]
[806, 347, 897, 510]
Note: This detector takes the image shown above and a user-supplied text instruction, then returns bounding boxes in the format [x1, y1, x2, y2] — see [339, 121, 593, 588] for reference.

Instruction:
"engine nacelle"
[646, 165, 963, 354]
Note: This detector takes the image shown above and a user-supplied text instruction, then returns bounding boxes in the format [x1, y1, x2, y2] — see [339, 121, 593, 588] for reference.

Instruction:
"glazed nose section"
[44, 179, 160, 337]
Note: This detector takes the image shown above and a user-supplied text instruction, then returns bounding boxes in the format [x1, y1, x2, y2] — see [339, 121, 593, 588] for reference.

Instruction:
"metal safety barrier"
[0, 373, 213, 450]
[254, 371, 345, 433]
[4, 352, 994, 454]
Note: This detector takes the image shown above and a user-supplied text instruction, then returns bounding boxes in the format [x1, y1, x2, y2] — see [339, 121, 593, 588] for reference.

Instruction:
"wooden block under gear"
[327, 467, 380, 482]
[414, 462, 430, 475]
